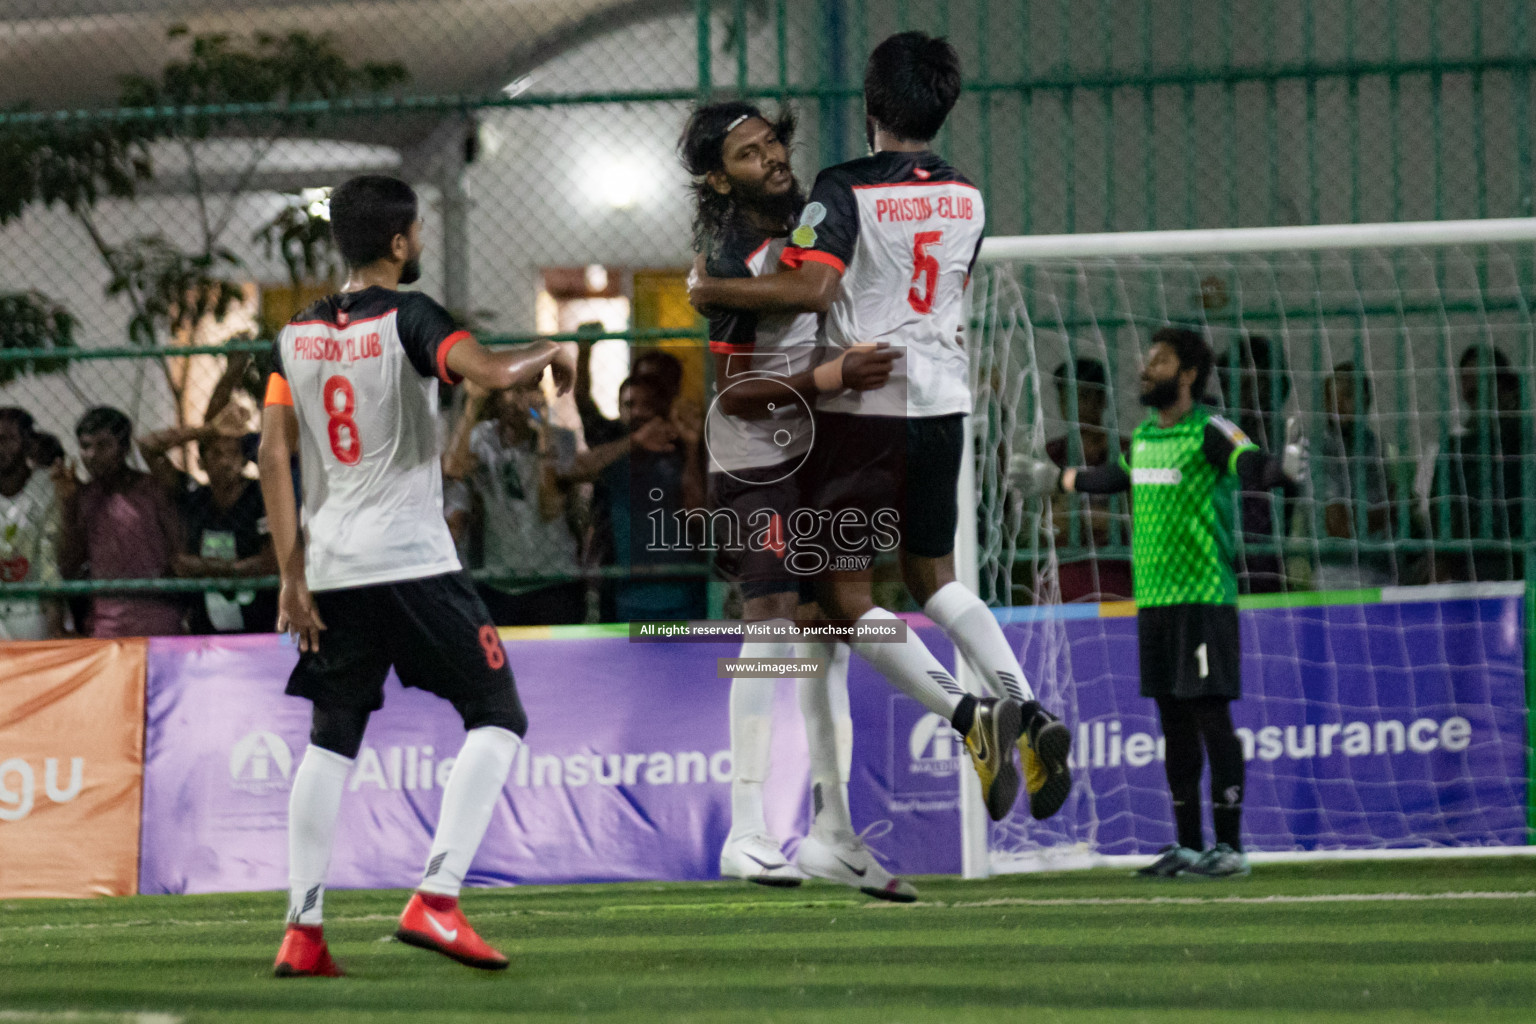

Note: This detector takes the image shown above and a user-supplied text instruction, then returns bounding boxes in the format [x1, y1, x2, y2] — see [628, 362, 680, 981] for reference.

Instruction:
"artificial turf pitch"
[1, 857, 1533, 1023]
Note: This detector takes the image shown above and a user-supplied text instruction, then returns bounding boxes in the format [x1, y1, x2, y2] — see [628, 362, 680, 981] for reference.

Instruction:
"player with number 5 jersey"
[260, 175, 575, 978]
[689, 32, 1073, 824]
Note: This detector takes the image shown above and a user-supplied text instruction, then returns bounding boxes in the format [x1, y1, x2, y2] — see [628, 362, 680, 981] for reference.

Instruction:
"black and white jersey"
[705, 218, 819, 473]
[782, 150, 984, 419]
[266, 287, 465, 592]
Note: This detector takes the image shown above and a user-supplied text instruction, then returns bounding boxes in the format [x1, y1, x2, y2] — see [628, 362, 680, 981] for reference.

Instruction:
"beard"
[399, 256, 422, 285]
[737, 171, 807, 232]
[1138, 376, 1181, 409]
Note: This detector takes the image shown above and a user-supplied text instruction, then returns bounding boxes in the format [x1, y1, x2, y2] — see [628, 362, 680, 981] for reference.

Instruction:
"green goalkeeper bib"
[1129, 405, 1249, 608]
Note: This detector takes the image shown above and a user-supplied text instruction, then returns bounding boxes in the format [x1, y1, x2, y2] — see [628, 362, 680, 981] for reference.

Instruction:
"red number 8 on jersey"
[323, 375, 362, 465]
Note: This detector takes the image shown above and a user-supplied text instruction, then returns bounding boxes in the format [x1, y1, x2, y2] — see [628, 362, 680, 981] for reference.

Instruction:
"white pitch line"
[0, 1014, 182, 1024]
[928, 890, 1536, 909]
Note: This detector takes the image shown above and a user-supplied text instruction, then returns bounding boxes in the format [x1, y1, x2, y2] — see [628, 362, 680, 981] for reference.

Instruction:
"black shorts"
[799, 411, 964, 560]
[286, 571, 523, 721]
[1137, 603, 1242, 700]
[710, 461, 803, 600]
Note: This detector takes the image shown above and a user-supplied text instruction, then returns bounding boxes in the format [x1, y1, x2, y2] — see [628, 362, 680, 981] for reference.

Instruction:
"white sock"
[418, 726, 520, 898]
[796, 641, 854, 842]
[827, 642, 854, 811]
[286, 744, 352, 926]
[851, 607, 963, 719]
[728, 638, 789, 840]
[924, 581, 1035, 702]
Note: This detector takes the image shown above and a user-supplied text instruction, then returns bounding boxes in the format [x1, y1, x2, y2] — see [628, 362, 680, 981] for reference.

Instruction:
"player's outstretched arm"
[258, 402, 324, 652]
[1009, 453, 1131, 498]
[447, 336, 576, 395]
[1203, 416, 1308, 490]
[711, 345, 902, 420]
[688, 255, 841, 315]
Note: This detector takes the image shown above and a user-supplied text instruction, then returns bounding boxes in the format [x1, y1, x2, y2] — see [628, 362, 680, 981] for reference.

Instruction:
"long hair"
[678, 101, 798, 254]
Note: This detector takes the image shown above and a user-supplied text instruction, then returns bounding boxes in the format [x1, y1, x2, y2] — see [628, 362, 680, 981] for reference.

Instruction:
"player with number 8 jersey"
[260, 175, 575, 977]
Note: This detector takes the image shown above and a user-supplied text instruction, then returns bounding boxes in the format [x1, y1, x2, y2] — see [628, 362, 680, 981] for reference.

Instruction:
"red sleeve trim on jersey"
[709, 339, 756, 355]
[263, 373, 293, 408]
[780, 247, 846, 274]
[436, 330, 471, 384]
[850, 180, 982, 191]
[288, 311, 394, 330]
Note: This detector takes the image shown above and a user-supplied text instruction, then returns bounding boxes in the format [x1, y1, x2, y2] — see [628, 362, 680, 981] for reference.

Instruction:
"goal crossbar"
[979, 217, 1536, 263]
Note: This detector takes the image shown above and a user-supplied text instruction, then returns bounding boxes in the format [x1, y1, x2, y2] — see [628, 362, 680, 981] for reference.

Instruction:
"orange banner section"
[0, 639, 147, 897]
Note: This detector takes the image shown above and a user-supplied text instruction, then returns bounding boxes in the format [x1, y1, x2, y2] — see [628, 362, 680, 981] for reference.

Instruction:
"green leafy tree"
[0, 25, 407, 420]
[0, 292, 76, 386]
[254, 189, 341, 290]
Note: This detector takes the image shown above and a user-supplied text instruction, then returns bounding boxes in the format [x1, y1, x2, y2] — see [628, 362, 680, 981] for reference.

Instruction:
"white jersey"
[782, 150, 984, 419]
[0, 470, 58, 639]
[704, 222, 820, 473]
[267, 287, 465, 592]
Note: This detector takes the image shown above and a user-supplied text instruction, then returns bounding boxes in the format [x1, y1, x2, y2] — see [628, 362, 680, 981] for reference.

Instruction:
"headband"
[723, 114, 751, 135]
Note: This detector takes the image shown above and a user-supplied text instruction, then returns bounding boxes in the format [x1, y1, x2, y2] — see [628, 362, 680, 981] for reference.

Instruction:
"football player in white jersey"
[260, 175, 575, 976]
[689, 33, 1073, 823]
[681, 101, 916, 900]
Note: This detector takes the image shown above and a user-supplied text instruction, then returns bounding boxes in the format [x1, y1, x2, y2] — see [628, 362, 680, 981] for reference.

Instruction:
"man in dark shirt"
[1216, 335, 1297, 594]
[566, 374, 707, 620]
[174, 433, 277, 633]
[1045, 357, 1132, 602]
[1431, 344, 1528, 581]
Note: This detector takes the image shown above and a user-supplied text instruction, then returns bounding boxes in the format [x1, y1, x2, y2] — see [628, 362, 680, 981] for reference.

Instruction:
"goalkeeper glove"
[1009, 453, 1063, 498]
[1281, 416, 1309, 484]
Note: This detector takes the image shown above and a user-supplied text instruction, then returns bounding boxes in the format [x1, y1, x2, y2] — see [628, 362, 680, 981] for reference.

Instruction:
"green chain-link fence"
[1, 0, 1533, 629]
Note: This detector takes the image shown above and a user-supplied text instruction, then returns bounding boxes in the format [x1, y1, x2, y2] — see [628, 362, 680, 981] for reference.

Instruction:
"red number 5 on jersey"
[908, 230, 944, 315]
[323, 375, 362, 465]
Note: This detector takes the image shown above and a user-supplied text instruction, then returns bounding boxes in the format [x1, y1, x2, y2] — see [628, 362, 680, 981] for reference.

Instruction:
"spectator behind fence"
[443, 377, 586, 625]
[1217, 334, 1299, 593]
[58, 406, 184, 637]
[0, 407, 64, 638]
[1045, 358, 1132, 602]
[137, 355, 277, 633]
[1316, 362, 1396, 590]
[574, 333, 684, 449]
[566, 374, 706, 621]
[28, 431, 64, 473]
[1430, 344, 1529, 582]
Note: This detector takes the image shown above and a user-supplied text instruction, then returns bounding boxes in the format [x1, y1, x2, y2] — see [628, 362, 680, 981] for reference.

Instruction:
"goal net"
[967, 220, 1536, 872]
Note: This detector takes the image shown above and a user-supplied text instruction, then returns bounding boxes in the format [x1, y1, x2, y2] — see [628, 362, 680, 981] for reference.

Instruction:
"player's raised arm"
[445, 335, 575, 395]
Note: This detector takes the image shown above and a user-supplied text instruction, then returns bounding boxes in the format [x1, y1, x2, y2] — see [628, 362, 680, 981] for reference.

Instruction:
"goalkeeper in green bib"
[1017, 326, 1306, 877]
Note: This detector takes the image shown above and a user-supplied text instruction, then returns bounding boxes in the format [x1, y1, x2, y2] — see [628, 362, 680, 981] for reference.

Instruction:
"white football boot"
[794, 824, 917, 903]
[720, 833, 806, 887]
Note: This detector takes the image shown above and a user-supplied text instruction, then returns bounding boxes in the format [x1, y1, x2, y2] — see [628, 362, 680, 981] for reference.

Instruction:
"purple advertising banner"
[142, 592, 1528, 893]
[140, 633, 810, 894]
[850, 594, 1529, 876]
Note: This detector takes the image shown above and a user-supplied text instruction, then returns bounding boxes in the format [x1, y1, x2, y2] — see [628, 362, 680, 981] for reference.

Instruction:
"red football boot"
[274, 923, 344, 977]
[395, 892, 509, 971]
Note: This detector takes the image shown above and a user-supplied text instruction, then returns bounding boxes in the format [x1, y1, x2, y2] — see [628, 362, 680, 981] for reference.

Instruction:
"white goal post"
[956, 217, 1536, 878]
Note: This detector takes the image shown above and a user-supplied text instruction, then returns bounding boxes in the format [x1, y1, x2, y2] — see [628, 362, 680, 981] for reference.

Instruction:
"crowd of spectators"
[3, 329, 1531, 634]
[0, 337, 707, 638]
[1038, 337, 1532, 602]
